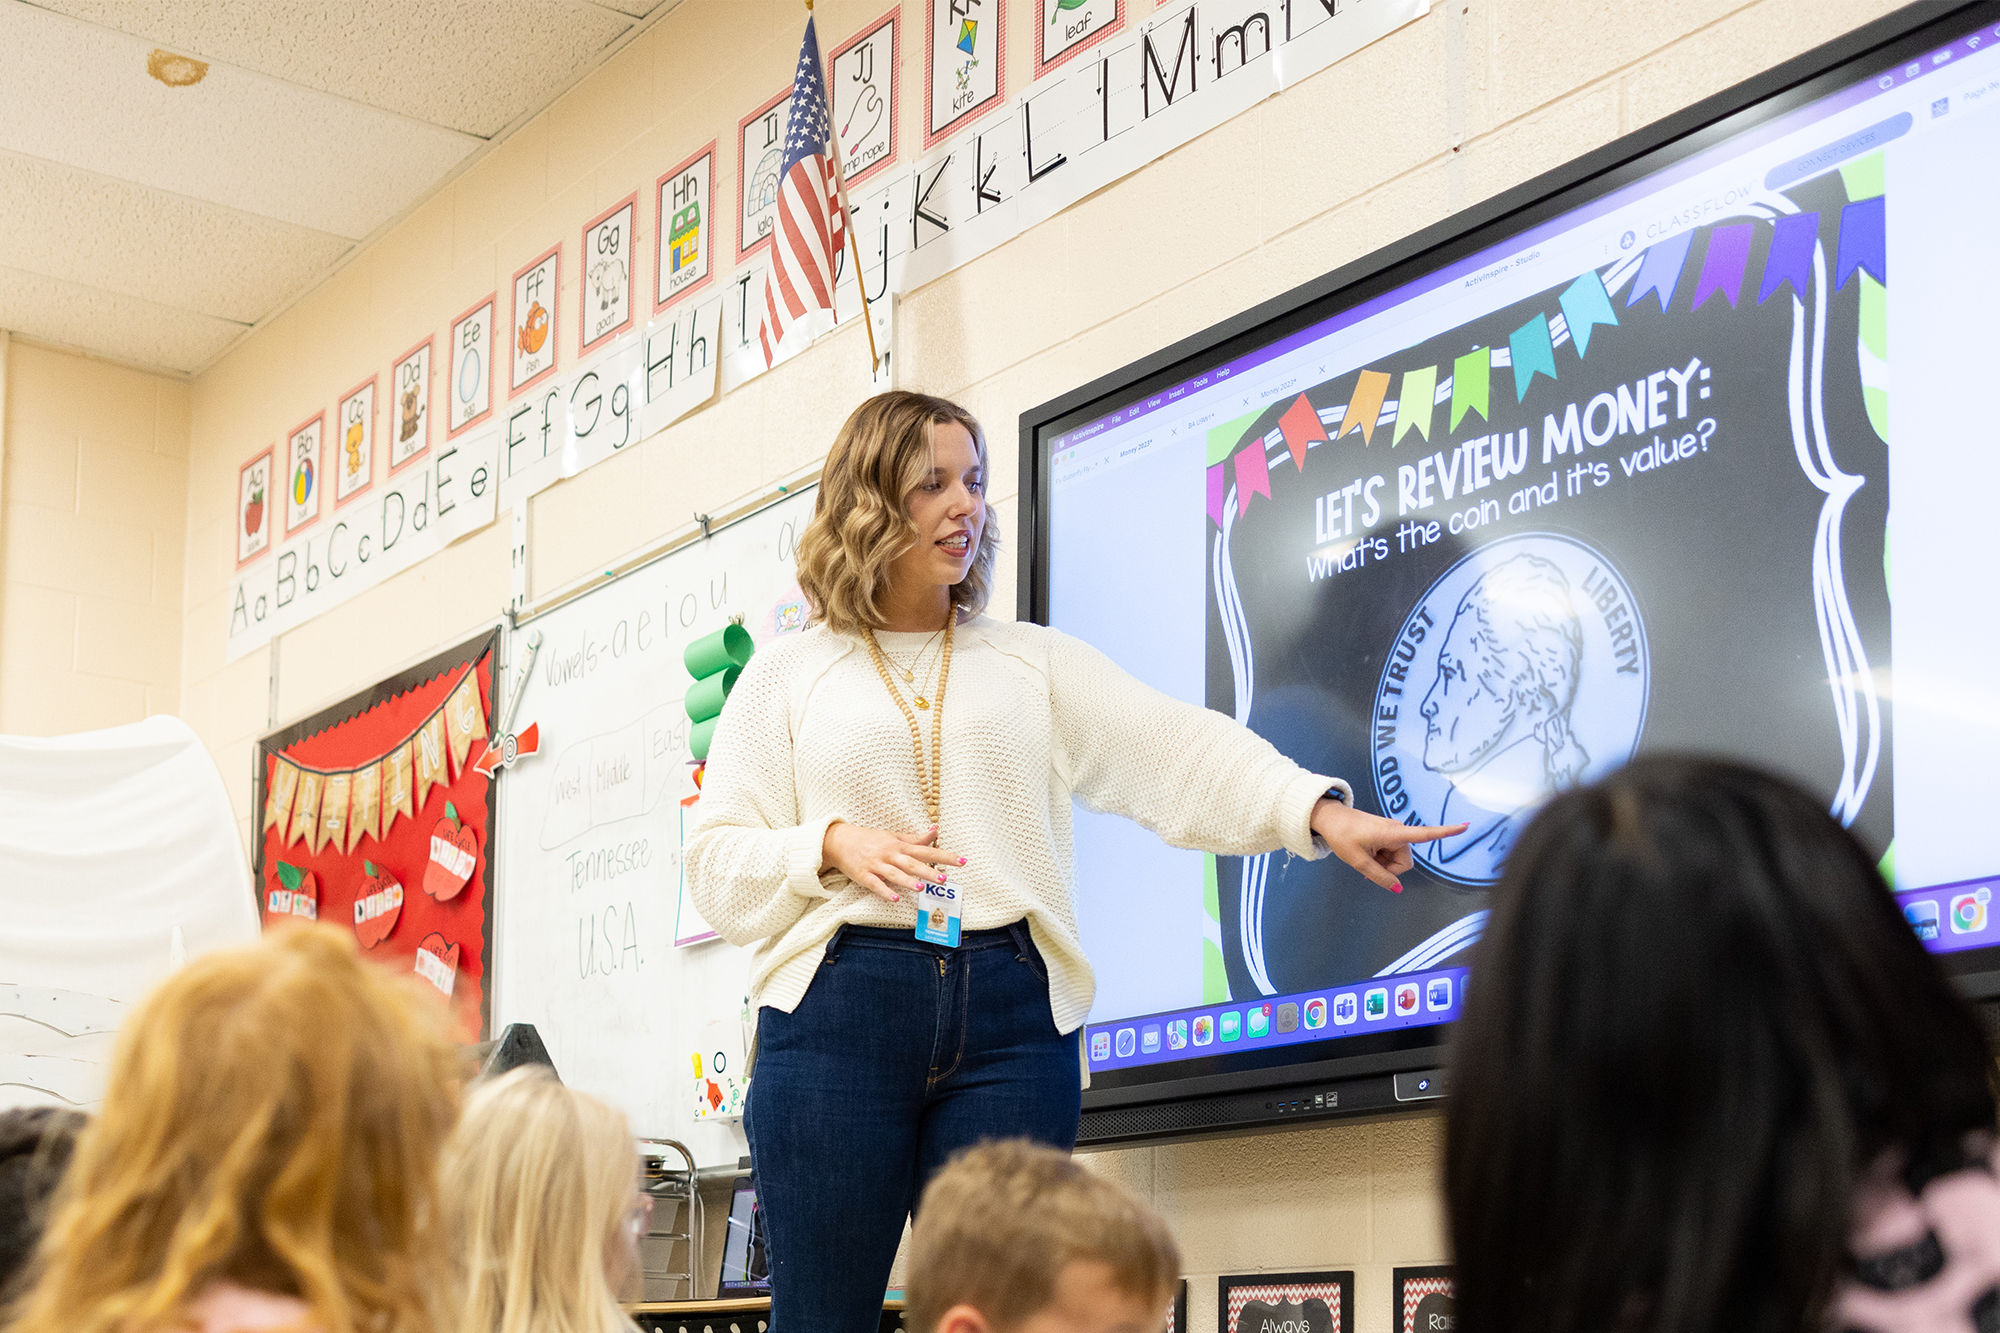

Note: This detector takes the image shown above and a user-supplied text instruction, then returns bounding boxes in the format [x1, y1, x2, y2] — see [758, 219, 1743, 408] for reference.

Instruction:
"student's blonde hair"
[442, 1067, 642, 1333]
[5, 923, 463, 1333]
[907, 1140, 1180, 1333]
[793, 391, 998, 635]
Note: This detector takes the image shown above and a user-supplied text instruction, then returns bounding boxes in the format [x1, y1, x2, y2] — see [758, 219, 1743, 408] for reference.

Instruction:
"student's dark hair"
[0, 1106, 88, 1299]
[1446, 755, 1995, 1333]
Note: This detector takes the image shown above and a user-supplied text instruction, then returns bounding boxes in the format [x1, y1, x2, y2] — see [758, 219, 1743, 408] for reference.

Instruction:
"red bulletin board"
[253, 631, 499, 1039]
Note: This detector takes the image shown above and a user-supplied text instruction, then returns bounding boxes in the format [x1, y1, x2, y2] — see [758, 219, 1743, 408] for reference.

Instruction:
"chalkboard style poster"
[1165, 1278, 1186, 1333]
[253, 630, 499, 1041]
[1203, 165, 1888, 1001]
[1218, 1271, 1353, 1333]
[1392, 1267, 1454, 1333]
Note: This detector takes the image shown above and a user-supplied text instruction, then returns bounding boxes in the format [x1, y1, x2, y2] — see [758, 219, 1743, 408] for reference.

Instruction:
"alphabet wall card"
[1218, 1272, 1354, 1333]
[830, 9, 899, 188]
[237, 447, 274, 567]
[581, 195, 637, 356]
[926, 0, 1004, 148]
[1035, 0, 1120, 76]
[1391, 1268, 1454, 1333]
[655, 144, 715, 311]
[336, 377, 377, 505]
[511, 246, 561, 395]
[391, 337, 433, 471]
[738, 86, 792, 260]
[284, 413, 324, 536]
[448, 297, 496, 437]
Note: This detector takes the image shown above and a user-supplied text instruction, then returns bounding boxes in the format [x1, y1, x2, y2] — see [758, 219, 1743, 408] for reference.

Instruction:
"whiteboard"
[494, 487, 816, 1162]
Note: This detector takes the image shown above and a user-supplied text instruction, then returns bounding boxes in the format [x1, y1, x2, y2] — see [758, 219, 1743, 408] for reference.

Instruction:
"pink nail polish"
[957, 857, 967, 866]
[1392, 882, 1403, 893]
[937, 874, 947, 884]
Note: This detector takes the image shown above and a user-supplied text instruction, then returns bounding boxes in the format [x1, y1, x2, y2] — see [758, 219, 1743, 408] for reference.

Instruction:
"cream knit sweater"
[684, 615, 1350, 1035]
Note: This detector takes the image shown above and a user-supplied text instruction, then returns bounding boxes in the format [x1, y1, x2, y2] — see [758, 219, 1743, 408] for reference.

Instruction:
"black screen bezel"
[1016, 0, 2000, 1110]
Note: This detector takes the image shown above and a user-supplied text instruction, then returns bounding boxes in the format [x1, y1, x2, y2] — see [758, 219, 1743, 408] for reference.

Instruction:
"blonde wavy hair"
[442, 1067, 641, 1333]
[794, 391, 999, 635]
[5, 923, 464, 1333]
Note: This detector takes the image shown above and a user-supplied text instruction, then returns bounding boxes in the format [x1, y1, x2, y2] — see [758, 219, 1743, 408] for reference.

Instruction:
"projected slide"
[1047, 17, 2000, 1075]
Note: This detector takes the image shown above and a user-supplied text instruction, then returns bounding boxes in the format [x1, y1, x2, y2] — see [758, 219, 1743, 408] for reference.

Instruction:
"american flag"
[756, 16, 847, 367]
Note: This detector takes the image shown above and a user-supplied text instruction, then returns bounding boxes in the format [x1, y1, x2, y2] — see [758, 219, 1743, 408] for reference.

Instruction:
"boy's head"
[0, 1106, 88, 1297]
[908, 1140, 1180, 1333]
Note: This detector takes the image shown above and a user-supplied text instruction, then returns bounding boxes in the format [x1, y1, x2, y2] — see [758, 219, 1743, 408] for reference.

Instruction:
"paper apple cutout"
[414, 932, 460, 998]
[423, 801, 478, 902]
[267, 862, 318, 921]
[353, 860, 403, 948]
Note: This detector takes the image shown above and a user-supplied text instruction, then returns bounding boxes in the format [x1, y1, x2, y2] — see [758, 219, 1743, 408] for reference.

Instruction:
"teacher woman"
[686, 391, 1459, 1332]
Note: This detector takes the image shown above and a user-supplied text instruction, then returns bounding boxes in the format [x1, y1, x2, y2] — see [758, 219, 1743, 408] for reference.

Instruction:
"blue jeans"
[744, 922, 1082, 1333]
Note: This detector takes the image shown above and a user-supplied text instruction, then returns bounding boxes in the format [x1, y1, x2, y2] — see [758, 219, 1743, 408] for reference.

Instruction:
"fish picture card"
[738, 85, 792, 260]
[238, 446, 273, 567]
[511, 246, 561, 395]
[926, 0, 1003, 148]
[284, 413, 324, 536]
[448, 297, 495, 437]
[390, 337, 433, 470]
[1036, 0, 1120, 76]
[581, 195, 637, 357]
[830, 10, 899, 187]
[336, 376, 376, 505]
[656, 143, 715, 311]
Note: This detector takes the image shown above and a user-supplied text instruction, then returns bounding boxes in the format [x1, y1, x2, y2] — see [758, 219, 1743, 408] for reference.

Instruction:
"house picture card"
[830, 10, 899, 187]
[581, 195, 637, 356]
[448, 296, 495, 436]
[511, 246, 561, 395]
[237, 447, 273, 567]
[284, 413, 324, 536]
[391, 337, 433, 470]
[926, 0, 1004, 148]
[656, 144, 715, 310]
[1219, 1272, 1354, 1333]
[336, 377, 376, 505]
[738, 86, 791, 259]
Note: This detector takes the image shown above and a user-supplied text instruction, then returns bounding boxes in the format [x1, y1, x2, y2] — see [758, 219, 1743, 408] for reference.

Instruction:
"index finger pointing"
[1391, 822, 1471, 845]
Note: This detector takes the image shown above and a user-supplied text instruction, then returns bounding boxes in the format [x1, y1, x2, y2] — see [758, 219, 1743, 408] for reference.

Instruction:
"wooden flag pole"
[807, 0, 882, 379]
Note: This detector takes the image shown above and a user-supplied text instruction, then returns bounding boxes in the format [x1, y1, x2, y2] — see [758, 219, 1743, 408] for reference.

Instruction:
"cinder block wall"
[155, 2, 1909, 1327]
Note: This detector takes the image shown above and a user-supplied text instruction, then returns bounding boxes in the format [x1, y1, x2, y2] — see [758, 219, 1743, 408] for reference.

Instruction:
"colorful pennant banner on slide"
[261, 666, 487, 854]
[1204, 191, 1884, 529]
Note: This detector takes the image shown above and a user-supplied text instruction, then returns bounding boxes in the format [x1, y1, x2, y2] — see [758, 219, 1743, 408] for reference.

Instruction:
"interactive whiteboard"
[494, 487, 816, 1162]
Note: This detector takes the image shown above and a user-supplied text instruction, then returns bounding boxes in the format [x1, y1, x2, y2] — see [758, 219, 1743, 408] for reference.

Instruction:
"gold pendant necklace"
[863, 615, 954, 832]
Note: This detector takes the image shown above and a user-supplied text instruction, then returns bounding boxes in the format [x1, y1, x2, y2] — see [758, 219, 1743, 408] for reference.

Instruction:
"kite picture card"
[926, 0, 1004, 147]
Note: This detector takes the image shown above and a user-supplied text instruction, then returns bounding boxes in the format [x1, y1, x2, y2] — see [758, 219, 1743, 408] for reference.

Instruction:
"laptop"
[715, 1176, 771, 1298]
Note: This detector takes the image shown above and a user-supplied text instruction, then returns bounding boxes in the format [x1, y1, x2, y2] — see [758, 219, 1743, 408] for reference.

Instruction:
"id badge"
[914, 878, 962, 947]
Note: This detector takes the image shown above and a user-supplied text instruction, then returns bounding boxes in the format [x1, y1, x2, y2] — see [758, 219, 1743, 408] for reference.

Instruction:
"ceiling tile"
[0, 149, 352, 322]
[0, 2, 480, 238]
[0, 264, 246, 374]
[30, 0, 642, 138]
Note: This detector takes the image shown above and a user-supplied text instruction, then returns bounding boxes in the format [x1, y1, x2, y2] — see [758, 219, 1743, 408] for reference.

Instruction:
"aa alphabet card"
[581, 196, 637, 356]
[238, 447, 273, 567]
[927, 0, 1004, 147]
[284, 413, 324, 536]
[511, 247, 561, 395]
[738, 86, 791, 259]
[336, 377, 376, 505]
[448, 297, 495, 437]
[391, 337, 433, 470]
[830, 10, 899, 186]
[656, 144, 715, 310]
